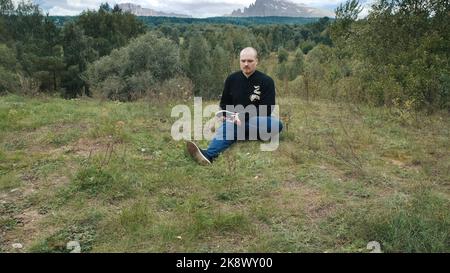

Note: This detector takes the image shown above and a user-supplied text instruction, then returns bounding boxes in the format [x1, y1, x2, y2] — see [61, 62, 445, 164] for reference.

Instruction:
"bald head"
[240, 47, 258, 60]
[240, 47, 258, 77]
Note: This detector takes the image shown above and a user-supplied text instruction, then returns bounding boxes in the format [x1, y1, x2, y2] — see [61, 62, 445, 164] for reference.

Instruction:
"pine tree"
[61, 22, 97, 97]
[290, 48, 304, 80]
[211, 45, 230, 96]
[185, 33, 213, 97]
[0, 0, 14, 15]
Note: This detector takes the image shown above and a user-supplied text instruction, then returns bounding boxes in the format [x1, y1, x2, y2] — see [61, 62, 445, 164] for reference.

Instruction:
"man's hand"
[231, 114, 242, 126]
[216, 111, 241, 126]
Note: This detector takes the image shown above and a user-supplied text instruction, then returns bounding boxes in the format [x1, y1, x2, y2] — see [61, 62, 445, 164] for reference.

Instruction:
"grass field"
[0, 94, 448, 253]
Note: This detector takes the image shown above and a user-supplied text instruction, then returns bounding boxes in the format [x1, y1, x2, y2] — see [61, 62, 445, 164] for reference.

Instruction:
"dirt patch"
[386, 158, 422, 173]
[0, 173, 70, 252]
[305, 201, 336, 219]
[70, 137, 115, 158]
[1, 208, 46, 252]
[390, 159, 406, 167]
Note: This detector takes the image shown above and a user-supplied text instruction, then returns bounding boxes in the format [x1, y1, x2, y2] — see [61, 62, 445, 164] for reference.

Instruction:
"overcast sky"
[18, 0, 373, 18]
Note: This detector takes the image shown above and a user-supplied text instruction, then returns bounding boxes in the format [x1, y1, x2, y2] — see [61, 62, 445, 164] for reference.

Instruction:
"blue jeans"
[204, 116, 283, 161]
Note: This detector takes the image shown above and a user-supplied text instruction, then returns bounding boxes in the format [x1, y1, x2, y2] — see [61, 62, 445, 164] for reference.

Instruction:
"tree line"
[0, 0, 330, 100]
[0, 1, 146, 98]
[1, 0, 448, 111]
[51, 15, 324, 27]
[327, 0, 449, 110]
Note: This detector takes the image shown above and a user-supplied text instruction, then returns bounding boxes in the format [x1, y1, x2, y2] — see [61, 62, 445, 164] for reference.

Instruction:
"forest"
[1, 0, 448, 111]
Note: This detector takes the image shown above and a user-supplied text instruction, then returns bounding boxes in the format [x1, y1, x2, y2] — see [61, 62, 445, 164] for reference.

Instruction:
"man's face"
[240, 50, 258, 77]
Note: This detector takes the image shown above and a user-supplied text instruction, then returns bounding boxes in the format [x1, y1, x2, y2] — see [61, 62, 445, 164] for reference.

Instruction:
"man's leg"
[247, 116, 283, 141]
[204, 121, 238, 161]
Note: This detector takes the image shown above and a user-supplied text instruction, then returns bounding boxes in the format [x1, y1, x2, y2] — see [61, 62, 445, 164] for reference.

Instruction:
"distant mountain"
[138, 16, 322, 27]
[117, 3, 191, 18]
[230, 0, 334, 18]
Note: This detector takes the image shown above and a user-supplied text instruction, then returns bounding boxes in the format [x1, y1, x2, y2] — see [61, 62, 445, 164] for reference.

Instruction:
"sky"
[15, 0, 374, 18]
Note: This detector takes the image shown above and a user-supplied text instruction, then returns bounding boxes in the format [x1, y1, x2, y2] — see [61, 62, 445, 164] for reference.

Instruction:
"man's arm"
[258, 77, 275, 116]
[219, 76, 232, 111]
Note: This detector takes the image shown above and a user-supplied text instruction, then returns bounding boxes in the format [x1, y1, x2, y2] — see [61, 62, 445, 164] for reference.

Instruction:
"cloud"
[155, 1, 255, 17]
[29, 0, 101, 14]
[47, 6, 82, 16]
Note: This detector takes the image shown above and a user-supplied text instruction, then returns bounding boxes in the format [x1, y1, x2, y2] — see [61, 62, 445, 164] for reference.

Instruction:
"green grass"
[0, 94, 448, 253]
[0, 172, 22, 191]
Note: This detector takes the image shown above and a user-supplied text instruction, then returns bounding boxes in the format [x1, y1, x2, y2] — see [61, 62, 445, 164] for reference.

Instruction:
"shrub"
[87, 32, 181, 101]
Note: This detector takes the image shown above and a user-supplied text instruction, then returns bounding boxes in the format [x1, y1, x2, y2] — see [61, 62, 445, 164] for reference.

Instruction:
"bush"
[74, 167, 114, 195]
[0, 44, 19, 94]
[299, 40, 316, 54]
[0, 67, 19, 94]
[17, 73, 40, 96]
[329, 0, 450, 111]
[87, 32, 181, 101]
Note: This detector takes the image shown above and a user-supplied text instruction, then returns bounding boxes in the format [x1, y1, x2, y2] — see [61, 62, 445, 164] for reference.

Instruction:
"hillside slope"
[0, 94, 449, 252]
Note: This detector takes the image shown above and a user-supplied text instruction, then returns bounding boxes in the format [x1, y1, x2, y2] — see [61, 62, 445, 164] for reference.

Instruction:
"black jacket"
[219, 70, 276, 121]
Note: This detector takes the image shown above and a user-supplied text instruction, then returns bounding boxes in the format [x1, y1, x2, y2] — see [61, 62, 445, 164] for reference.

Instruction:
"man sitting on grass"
[187, 47, 283, 165]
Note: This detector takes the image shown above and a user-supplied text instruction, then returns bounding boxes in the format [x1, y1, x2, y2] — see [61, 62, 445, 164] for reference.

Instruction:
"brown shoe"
[186, 141, 211, 165]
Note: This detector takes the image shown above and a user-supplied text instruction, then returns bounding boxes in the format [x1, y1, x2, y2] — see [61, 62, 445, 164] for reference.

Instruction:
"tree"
[256, 35, 269, 58]
[185, 32, 213, 97]
[210, 46, 230, 96]
[0, 43, 18, 93]
[112, 4, 122, 13]
[61, 22, 97, 97]
[299, 40, 316, 54]
[276, 61, 289, 93]
[34, 45, 65, 91]
[0, 0, 14, 15]
[330, 0, 362, 51]
[60, 6, 146, 97]
[290, 48, 304, 80]
[328, 0, 450, 109]
[0, 1, 69, 94]
[277, 47, 288, 63]
[0, 16, 7, 42]
[99, 2, 112, 13]
[87, 32, 181, 101]
[75, 8, 146, 57]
